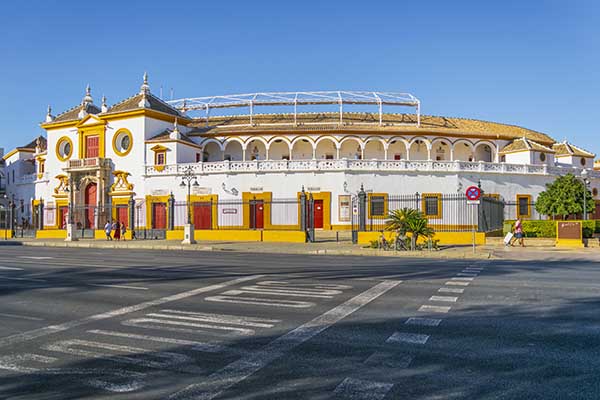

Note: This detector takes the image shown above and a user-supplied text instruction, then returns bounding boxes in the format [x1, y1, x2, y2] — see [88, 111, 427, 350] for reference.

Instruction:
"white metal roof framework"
[167, 91, 421, 127]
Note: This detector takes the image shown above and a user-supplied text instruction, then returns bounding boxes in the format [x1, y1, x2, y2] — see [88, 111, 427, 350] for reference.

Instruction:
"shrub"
[504, 219, 598, 238]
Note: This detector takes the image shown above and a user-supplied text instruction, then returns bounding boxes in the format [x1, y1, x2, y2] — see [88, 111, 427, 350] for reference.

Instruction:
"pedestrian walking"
[104, 221, 113, 241]
[120, 222, 127, 241]
[511, 218, 525, 247]
[113, 220, 121, 241]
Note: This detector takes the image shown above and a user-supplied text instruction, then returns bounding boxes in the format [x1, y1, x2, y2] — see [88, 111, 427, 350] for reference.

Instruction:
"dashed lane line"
[445, 281, 470, 286]
[0, 266, 24, 271]
[418, 305, 451, 313]
[333, 377, 394, 400]
[0, 274, 263, 349]
[405, 317, 442, 327]
[168, 280, 401, 400]
[386, 332, 430, 345]
[429, 295, 458, 303]
[451, 277, 474, 282]
[438, 287, 464, 294]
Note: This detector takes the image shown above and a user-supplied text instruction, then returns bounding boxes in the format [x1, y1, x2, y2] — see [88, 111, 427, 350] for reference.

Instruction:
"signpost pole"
[472, 205, 476, 254]
[465, 185, 482, 254]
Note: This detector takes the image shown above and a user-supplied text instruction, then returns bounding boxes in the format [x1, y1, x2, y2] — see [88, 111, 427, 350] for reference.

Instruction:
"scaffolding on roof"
[167, 91, 421, 127]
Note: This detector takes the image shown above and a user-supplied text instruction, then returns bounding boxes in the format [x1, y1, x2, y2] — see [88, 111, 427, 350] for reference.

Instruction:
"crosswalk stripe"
[87, 329, 228, 353]
[405, 317, 442, 327]
[445, 281, 470, 286]
[122, 317, 256, 336]
[205, 294, 315, 308]
[418, 305, 451, 313]
[429, 295, 458, 302]
[387, 332, 430, 345]
[439, 287, 464, 294]
[451, 277, 474, 281]
[159, 310, 279, 327]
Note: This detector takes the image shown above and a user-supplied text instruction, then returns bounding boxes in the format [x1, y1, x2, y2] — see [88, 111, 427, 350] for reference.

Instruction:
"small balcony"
[65, 157, 111, 172]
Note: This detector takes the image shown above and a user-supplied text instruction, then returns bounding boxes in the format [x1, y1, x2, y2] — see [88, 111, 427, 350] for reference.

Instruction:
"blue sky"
[0, 0, 598, 155]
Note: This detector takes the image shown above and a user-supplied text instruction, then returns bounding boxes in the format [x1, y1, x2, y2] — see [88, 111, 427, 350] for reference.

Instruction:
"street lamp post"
[179, 166, 199, 244]
[581, 169, 591, 221]
[64, 177, 79, 241]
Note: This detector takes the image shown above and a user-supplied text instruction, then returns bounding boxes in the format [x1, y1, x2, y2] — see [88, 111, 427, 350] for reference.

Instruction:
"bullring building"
[2, 74, 599, 240]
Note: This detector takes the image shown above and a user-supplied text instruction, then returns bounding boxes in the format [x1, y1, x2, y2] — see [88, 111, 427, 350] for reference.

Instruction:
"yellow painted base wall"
[555, 238, 584, 248]
[195, 230, 262, 242]
[262, 231, 306, 243]
[94, 230, 134, 240]
[357, 231, 486, 246]
[166, 230, 184, 240]
[0, 229, 11, 239]
[36, 230, 67, 239]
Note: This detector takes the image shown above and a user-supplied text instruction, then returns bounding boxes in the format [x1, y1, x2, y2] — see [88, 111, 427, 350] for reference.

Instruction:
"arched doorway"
[84, 182, 97, 229]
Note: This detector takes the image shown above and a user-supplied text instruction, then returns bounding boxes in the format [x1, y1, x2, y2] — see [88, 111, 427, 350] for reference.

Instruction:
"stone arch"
[430, 138, 452, 161]
[290, 136, 315, 160]
[452, 139, 475, 162]
[363, 136, 386, 159]
[201, 139, 224, 162]
[268, 136, 291, 160]
[473, 140, 496, 162]
[315, 136, 339, 160]
[223, 138, 244, 161]
[245, 137, 269, 161]
[408, 136, 430, 161]
[339, 136, 364, 160]
[387, 137, 408, 160]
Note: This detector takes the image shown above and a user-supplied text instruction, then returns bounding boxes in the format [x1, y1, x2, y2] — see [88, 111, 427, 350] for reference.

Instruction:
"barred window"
[517, 196, 530, 217]
[370, 195, 386, 217]
[424, 196, 439, 217]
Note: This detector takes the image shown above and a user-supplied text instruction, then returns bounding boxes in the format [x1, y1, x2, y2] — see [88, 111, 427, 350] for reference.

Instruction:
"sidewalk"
[1, 237, 495, 259]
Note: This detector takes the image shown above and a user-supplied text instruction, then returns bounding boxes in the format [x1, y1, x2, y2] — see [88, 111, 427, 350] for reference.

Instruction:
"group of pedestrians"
[104, 220, 127, 241]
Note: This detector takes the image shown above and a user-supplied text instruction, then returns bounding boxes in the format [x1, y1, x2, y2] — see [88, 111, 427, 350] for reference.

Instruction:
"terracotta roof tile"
[553, 142, 595, 158]
[53, 103, 101, 123]
[107, 92, 181, 116]
[499, 138, 555, 155]
[148, 129, 197, 145]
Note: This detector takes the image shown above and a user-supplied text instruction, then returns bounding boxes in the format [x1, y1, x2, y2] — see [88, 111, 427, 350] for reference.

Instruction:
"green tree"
[384, 208, 421, 234]
[535, 173, 594, 219]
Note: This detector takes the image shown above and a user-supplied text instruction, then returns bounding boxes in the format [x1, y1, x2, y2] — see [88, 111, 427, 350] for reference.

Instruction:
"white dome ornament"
[45, 105, 54, 122]
[138, 72, 151, 108]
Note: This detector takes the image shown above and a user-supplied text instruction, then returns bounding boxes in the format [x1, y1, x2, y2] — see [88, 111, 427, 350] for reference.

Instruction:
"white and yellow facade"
[4, 74, 600, 232]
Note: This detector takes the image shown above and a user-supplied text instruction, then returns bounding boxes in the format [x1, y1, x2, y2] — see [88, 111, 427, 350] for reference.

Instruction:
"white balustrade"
[144, 159, 600, 178]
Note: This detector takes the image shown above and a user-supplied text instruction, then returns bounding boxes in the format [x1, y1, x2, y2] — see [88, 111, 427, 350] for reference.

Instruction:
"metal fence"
[353, 193, 504, 234]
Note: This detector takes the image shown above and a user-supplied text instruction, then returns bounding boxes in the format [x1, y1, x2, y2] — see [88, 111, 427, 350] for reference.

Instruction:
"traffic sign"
[466, 200, 480, 205]
[465, 186, 482, 201]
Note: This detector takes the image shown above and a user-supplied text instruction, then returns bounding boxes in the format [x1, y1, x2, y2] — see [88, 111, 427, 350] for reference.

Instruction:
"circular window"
[580, 157, 586, 166]
[540, 153, 546, 162]
[113, 129, 133, 156]
[56, 137, 73, 161]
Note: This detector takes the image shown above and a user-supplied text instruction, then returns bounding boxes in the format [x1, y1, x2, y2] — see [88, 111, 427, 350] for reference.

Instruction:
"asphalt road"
[0, 246, 598, 399]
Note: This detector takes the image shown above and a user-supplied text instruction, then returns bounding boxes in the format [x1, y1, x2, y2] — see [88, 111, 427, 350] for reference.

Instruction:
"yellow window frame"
[422, 193, 442, 219]
[516, 194, 532, 219]
[368, 193, 388, 219]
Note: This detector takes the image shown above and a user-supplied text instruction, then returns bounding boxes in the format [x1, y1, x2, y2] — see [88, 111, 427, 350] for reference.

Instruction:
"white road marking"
[387, 332, 429, 345]
[429, 295, 458, 303]
[168, 280, 401, 400]
[43, 339, 203, 373]
[445, 281, 470, 286]
[451, 277, 474, 281]
[0, 353, 145, 392]
[405, 317, 442, 327]
[0, 266, 24, 271]
[439, 287, 464, 294]
[17, 256, 53, 260]
[419, 305, 451, 313]
[364, 351, 413, 369]
[256, 281, 352, 290]
[159, 309, 280, 328]
[333, 377, 393, 400]
[0, 276, 47, 282]
[123, 317, 257, 336]
[89, 283, 149, 290]
[0, 275, 262, 349]
[87, 329, 228, 353]
[0, 312, 44, 321]
[463, 268, 482, 272]
[238, 285, 342, 298]
[457, 273, 478, 277]
[205, 294, 315, 308]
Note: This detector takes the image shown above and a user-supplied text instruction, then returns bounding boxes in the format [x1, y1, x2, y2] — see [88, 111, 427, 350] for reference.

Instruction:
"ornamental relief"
[110, 170, 134, 194]
[53, 174, 69, 197]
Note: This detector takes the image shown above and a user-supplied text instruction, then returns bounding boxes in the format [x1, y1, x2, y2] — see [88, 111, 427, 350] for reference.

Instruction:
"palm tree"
[385, 208, 421, 234]
[405, 216, 435, 250]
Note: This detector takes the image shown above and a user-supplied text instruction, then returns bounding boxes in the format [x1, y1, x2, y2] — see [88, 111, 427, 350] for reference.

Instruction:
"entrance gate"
[249, 200, 264, 229]
[193, 202, 212, 229]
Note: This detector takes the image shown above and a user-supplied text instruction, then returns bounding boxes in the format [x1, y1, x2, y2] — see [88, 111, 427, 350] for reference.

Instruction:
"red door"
[313, 200, 323, 229]
[86, 135, 99, 158]
[193, 202, 212, 229]
[117, 206, 129, 228]
[152, 203, 166, 229]
[59, 206, 69, 229]
[250, 201, 264, 229]
[84, 183, 97, 229]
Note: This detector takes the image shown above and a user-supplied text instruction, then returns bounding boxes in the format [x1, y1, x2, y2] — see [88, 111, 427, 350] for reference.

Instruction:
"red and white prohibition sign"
[465, 186, 482, 201]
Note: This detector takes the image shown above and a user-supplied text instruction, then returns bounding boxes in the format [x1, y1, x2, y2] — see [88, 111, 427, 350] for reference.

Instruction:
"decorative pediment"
[150, 144, 169, 152]
[53, 174, 69, 198]
[109, 170, 135, 196]
[76, 114, 106, 128]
